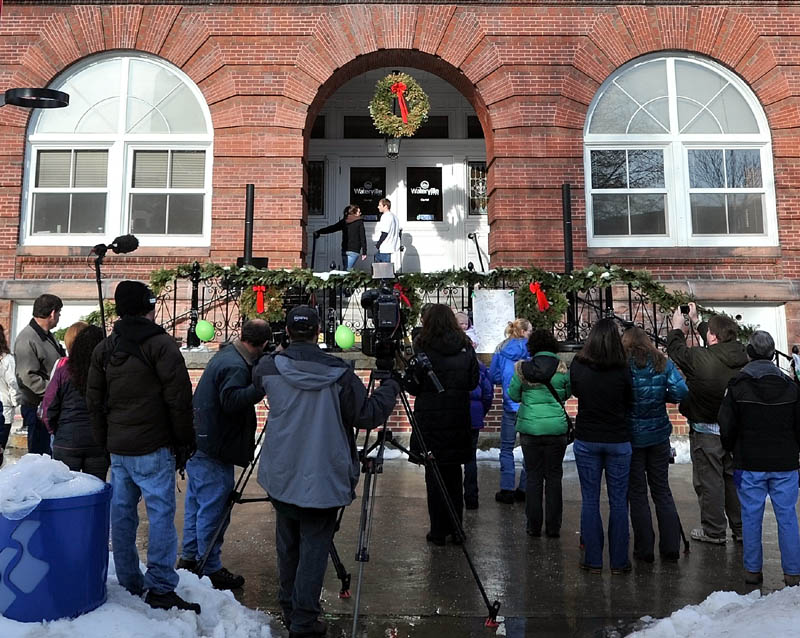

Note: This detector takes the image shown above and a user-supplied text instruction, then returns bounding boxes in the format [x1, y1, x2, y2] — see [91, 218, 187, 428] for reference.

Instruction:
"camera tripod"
[350, 367, 501, 636]
[193, 419, 353, 598]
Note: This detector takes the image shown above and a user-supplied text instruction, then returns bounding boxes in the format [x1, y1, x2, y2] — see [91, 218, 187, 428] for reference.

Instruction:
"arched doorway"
[303, 52, 493, 273]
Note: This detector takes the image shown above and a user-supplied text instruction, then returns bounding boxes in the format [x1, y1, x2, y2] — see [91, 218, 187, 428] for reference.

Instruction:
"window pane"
[593, 194, 628, 235]
[726, 150, 762, 188]
[70, 194, 106, 233]
[36, 151, 71, 188]
[588, 84, 639, 134]
[75, 99, 120, 134]
[629, 194, 666, 234]
[675, 60, 727, 111]
[126, 99, 169, 134]
[691, 193, 727, 234]
[628, 150, 664, 188]
[469, 162, 488, 215]
[130, 194, 167, 233]
[343, 116, 382, 139]
[310, 116, 325, 139]
[170, 151, 205, 188]
[709, 86, 759, 134]
[688, 150, 724, 188]
[167, 194, 204, 234]
[158, 84, 207, 134]
[629, 100, 669, 134]
[307, 161, 325, 216]
[616, 60, 667, 110]
[74, 151, 108, 187]
[414, 116, 449, 139]
[133, 151, 168, 188]
[32, 193, 70, 233]
[728, 194, 764, 234]
[467, 115, 484, 139]
[591, 150, 627, 189]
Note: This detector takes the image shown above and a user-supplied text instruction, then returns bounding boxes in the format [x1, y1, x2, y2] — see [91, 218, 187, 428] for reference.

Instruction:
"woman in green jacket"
[508, 329, 571, 538]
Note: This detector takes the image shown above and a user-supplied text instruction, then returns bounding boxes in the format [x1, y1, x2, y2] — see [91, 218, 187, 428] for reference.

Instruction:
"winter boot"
[744, 571, 763, 585]
[176, 557, 198, 572]
[785, 574, 800, 587]
[208, 567, 245, 590]
[288, 619, 328, 638]
[145, 590, 201, 614]
[514, 489, 526, 503]
[495, 490, 515, 504]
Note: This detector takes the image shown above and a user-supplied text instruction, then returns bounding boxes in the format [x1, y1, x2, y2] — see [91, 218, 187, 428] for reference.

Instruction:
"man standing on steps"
[666, 302, 748, 545]
[86, 280, 201, 614]
[373, 197, 401, 265]
[15, 293, 64, 455]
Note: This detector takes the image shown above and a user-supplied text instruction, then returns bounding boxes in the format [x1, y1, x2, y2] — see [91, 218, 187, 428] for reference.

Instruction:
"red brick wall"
[0, 2, 798, 343]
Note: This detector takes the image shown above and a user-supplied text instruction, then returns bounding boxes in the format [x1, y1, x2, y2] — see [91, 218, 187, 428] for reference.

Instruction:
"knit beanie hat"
[114, 280, 156, 317]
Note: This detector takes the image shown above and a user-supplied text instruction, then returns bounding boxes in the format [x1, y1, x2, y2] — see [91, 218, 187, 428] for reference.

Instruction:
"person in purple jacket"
[463, 359, 494, 509]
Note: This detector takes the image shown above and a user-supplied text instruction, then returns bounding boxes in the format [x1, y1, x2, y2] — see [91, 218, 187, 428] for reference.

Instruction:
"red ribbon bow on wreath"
[393, 283, 412, 308]
[252, 285, 266, 314]
[529, 282, 550, 312]
[391, 82, 409, 124]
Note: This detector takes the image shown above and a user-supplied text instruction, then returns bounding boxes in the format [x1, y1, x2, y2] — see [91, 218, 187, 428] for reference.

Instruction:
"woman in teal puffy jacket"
[622, 327, 688, 563]
[508, 330, 571, 538]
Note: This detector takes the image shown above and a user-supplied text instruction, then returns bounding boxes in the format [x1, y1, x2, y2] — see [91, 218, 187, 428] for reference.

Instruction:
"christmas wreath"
[369, 72, 430, 137]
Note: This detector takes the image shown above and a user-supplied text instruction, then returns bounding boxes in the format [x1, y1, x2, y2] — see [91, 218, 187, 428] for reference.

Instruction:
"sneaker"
[611, 563, 632, 575]
[176, 557, 198, 572]
[145, 590, 201, 614]
[514, 489, 526, 502]
[495, 490, 515, 504]
[785, 574, 800, 587]
[289, 619, 328, 638]
[745, 571, 763, 585]
[208, 567, 245, 590]
[690, 528, 727, 544]
[579, 562, 602, 574]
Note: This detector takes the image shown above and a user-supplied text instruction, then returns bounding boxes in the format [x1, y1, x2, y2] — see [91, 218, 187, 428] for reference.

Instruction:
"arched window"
[22, 53, 213, 247]
[584, 54, 776, 248]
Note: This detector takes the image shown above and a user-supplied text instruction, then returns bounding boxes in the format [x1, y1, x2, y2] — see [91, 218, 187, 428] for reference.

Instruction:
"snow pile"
[630, 587, 800, 637]
[0, 554, 274, 637]
[0, 454, 105, 520]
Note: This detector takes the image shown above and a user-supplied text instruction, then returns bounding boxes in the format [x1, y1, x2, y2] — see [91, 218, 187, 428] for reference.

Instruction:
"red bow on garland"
[252, 285, 266, 314]
[391, 82, 409, 124]
[393, 283, 411, 308]
[529, 282, 550, 312]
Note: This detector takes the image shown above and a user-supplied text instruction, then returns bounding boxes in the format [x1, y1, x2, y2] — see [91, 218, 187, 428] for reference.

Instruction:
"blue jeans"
[574, 439, 632, 569]
[111, 447, 179, 594]
[374, 252, 391, 263]
[181, 450, 235, 575]
[342, 251, 360, 270]
[500, 409, 526, 491]
[23, 404, 51, 455]
[737, 470, 800, 575]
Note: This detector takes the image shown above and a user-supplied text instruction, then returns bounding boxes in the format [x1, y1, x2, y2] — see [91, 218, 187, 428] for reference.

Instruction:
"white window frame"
[22, 53, 214, 248]
[584, 54, 777, 248]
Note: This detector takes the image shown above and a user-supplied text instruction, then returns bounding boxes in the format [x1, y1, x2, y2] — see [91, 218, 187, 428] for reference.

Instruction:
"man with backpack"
[86, 280, 200, 613]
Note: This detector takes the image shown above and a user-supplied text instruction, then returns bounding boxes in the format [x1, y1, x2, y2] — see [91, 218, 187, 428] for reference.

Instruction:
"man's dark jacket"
[719, 359, 800, 472]
[86, 316, 194, 455]
[406, 332, 479, 465]
[666, 323, 749, 424]
[193, 341, 264, 467]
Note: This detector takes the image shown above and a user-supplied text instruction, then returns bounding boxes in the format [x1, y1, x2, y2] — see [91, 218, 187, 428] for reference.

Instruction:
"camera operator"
[404, 304, 479, 546]
[253, 305, 400, 638]
[178, 319, 271, 590]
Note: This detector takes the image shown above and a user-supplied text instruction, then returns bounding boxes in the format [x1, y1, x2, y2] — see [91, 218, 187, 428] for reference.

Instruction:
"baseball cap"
[286, 305, 320, 329]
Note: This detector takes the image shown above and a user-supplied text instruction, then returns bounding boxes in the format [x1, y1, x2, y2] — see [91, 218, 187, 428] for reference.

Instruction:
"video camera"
[360, 264, 405, 371]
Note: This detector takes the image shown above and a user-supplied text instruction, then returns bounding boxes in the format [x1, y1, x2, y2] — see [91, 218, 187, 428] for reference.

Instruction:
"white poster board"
[472, 289, 515, 353]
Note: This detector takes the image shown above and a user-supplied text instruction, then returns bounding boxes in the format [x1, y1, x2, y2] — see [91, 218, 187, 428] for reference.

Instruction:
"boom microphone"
[109, 234, 139, 254]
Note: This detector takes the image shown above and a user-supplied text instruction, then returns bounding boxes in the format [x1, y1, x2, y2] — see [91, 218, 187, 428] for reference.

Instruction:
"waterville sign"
[350, 167, 385, 221]
[407, 167, 443, 222]
[410, 180, 441, 197]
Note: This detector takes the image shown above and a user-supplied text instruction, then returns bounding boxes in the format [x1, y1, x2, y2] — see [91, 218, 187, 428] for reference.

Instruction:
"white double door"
[308, 155, 488, 273]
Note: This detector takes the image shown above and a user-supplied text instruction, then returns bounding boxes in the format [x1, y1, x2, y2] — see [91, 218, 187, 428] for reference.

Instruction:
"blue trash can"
[0, 482, 112, 622]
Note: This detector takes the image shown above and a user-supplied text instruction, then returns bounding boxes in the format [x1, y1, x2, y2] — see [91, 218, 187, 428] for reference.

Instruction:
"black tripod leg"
[329, 540, 351, 599]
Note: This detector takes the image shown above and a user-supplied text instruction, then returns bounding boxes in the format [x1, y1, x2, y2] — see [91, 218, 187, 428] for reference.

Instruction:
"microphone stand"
[93, 244, 109, 337]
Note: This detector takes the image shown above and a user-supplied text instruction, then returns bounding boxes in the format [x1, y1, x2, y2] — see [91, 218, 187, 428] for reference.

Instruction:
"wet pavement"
[6, 446, 794, 637]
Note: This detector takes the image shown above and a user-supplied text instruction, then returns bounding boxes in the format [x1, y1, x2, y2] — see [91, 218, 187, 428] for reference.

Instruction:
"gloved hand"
[174, 441, 197, 476]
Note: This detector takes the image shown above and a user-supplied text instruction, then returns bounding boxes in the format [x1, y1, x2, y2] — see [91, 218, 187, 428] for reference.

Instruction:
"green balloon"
[335, 324, 355, 350]
[195, 319, 215, 342]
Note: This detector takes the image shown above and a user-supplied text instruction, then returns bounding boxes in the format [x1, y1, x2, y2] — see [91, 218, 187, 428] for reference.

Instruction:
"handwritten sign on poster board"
[472, 289, 515, 353]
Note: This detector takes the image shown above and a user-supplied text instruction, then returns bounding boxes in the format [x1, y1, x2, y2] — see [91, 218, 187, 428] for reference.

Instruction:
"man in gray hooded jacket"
[254, 305, 400, 638]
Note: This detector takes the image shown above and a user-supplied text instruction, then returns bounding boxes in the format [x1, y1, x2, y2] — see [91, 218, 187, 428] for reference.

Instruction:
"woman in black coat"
[313, 204, 367, 270]
[405, 304, 479, 545]
[43, 325, 109, 480]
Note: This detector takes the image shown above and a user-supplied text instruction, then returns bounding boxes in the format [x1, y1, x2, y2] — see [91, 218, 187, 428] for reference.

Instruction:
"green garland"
[369, 72, 430, 138]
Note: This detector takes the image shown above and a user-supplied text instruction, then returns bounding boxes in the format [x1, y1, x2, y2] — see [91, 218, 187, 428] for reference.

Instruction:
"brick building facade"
[1, 1, 799, 350]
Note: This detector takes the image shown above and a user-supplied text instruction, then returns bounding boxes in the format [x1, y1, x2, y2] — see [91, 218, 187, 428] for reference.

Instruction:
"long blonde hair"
[505, 318, 532, 340]
[64, 321, 89, 354]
